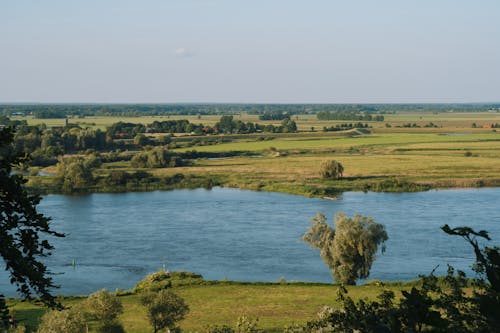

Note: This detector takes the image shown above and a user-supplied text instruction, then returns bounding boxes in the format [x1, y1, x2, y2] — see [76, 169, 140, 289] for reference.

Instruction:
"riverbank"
[25, 159, 500, 198]
[21, 130, 500, 197]
[6, 278, 423, 332]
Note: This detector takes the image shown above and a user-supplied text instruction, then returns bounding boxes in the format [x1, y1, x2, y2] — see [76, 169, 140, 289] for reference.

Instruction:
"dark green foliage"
[108, 120, 212, 137]
[317, 111, 384, 121]
[441, 225, 500, 331]
[258, 112, 290, 120]
[56, 155, 100, 191]
[133, 133, 152, 146]
[131, 147, 183, 168]
[141, 290, 189, 333]
[294, 225, 500, 333]
[0, 115, 27, 127]
[322, 122, 371, 132]
[0, 296, 9, 330]
[2, 103, 499, 119]
[97, 322, 126, 333]
[107, 122, 146, 138]
[214, 115, 297, 134]
[32, 110, 67, 118]
[0, 128, 64, 308]
[10, 123, 108, 163]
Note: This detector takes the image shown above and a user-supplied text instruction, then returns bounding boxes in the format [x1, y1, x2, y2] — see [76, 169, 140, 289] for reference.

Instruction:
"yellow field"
[19, 112, 499, 196]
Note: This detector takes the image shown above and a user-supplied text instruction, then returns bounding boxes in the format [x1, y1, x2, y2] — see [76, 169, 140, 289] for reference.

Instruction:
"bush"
[319, 160, 344, 179]
[131, 147, 183, 168]
[134, 270, 172, 293]
[141, 290, 189, 333]
[83, 289, 123, 331]
[36, 308, 86, 333]
[134, 270, 204, 292]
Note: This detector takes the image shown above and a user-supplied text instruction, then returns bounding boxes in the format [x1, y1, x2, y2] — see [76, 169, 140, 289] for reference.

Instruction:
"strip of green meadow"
[7, 283, 413, 332]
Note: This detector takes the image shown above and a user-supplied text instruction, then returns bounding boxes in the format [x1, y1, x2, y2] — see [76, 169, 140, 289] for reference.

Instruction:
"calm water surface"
[1, 187, 499, 295]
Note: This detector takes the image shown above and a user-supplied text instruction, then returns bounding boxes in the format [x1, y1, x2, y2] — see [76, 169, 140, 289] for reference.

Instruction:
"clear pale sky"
[1, 0, 499, 103]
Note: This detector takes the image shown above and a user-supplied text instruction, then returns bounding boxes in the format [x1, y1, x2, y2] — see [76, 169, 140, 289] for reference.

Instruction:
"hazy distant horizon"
[2, 0, 499, 103]
[2, 101, 500, 106]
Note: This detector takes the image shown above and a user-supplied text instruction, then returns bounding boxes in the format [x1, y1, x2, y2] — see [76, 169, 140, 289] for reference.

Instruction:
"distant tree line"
[1, 114, 299, 169]
[258, 112, 292, 120]
[397, 122, 440, 128]
[107, 116, 297, 139]
[322, 123, 371, 131]
[317, 111, 384, 121]
[472, 122, 500, 128]
[215, 115, 297, 134]
[8, 123, 109, 167]
[2, 103, 499, 118]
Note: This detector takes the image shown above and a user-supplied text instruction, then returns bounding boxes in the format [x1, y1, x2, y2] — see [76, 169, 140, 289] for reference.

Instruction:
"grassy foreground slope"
[8, 282, 411, 332]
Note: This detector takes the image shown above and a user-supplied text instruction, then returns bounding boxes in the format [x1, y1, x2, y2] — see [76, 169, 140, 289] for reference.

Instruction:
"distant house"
[483, 124, 491, 129]
[115, 133, 131, 139]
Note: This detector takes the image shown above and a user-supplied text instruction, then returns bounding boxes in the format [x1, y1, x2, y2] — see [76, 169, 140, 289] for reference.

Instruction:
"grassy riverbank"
[26, 128, 500, 197]
[7, 280, 419, 332]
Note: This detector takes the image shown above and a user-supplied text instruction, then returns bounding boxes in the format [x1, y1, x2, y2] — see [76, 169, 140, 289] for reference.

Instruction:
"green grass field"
[7, 282, 412, 332]
[12, 111, 500, 131]
[28, 114, 500, 196]
[139, 130, 500, 196]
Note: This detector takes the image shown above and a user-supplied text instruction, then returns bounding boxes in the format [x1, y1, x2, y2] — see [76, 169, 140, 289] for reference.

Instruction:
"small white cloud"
[175, 47, 195, 58]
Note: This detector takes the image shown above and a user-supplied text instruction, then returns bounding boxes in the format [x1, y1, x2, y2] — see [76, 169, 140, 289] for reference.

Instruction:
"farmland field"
[18, 111, 499, 196]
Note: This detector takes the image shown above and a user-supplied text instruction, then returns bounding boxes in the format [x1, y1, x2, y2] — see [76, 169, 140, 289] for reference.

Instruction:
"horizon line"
[1, 101, 500, 106]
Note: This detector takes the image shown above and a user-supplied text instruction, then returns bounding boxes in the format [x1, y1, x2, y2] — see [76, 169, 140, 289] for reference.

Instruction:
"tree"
[292, 224, 500, 333]
[319, 160, 344, 179]
[56, 155, 99, 191]
[131, 147, 183, 168]
[84, 289, 124, 333]
[134, 133, 151, 146]
[0, 296, 9, 330]
[141, 290, 189, 333]
[215, 115, 235, 134]
[302, 212, 388, 285]
[0, 128, 64, 308]
[441, 224, 500, 330]
[36, 308, 86, 333]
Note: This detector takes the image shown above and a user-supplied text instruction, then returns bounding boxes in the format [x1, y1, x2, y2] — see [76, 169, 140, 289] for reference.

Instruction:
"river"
[1, 187, 499, 295]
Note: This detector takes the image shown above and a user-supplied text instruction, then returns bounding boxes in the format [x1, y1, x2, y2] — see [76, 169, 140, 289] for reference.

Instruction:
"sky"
[1, 0, 500, 103]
